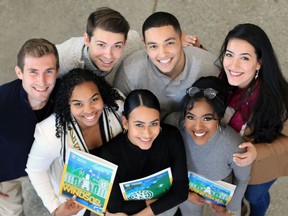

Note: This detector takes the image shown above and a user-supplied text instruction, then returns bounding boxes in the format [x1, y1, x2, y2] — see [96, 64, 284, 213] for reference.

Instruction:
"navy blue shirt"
[0, 79, 60, 182]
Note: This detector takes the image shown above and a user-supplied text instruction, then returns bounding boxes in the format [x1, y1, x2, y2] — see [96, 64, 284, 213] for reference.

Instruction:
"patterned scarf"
[228, 81, 260, 135]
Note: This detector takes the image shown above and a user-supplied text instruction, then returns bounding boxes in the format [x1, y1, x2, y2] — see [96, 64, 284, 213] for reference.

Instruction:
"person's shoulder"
[161, 123, 181, 134]
[124, 49, 147, 64]
[37, 113, 56, 127]
[0, 79, 21, 90]
[56, 37, 84, 57]
[0, 79, 22, 101]
[220, 125, 244, 148]
[185, 46, 217, 60]
[127, 30, 142, 43]
[163, 112, 182, 129]
[103, 133, 125, 151]
[56, 37, 84, 47]
[121, 49, 147, 74]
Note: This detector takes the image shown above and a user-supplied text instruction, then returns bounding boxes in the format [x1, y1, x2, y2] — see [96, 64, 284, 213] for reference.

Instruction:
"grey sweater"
[56, 30, 143, 85]
[181, 125, 251, 213]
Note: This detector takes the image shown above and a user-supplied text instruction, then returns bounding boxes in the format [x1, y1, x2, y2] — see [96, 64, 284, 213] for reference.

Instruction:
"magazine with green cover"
[59, 149, 118, 216]
[188, 171, 236, 206]
[119, 167, 172, 200]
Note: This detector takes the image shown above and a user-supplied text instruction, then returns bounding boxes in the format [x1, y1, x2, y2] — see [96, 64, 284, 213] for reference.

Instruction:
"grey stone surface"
[0, 0, 287, 215]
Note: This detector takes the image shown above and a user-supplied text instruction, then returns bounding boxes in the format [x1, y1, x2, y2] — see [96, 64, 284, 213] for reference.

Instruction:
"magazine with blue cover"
[119, 167, 172, 200]
[188, 171, 236, 206]
[59, 149, 118, 216]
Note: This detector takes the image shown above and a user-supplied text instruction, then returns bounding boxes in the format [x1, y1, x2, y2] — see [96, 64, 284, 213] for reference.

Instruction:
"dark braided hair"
[54, 68, 123, 138]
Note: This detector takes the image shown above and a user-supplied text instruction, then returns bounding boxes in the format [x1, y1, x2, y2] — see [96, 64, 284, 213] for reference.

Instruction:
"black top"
[100, 123, 188, 215]
[0, 79, 60, 182]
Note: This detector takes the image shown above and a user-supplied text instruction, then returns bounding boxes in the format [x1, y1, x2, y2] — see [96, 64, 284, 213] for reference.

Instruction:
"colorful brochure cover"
[119, 167, 172, 200]
[188, 171, 236, 206]
[59, 149, 118, 216]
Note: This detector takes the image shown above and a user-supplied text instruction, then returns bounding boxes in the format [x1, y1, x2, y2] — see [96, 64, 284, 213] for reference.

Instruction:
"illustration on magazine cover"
[59, 149, 118, 216]
[119, 167, 172, 200]
[188, 171, 236, 206]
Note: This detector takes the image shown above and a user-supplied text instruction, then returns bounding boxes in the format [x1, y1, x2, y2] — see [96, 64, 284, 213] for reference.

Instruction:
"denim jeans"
[244, 179, 277, 216]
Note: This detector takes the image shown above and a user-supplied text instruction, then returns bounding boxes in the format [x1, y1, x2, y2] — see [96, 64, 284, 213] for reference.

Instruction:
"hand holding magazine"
[188, 171, 236, 206]
[119, 167, 173, 200]
[59, 149, 118, 216]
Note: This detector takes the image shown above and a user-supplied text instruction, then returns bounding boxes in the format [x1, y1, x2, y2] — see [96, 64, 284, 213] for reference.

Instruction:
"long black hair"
[218, 23, 288, 143]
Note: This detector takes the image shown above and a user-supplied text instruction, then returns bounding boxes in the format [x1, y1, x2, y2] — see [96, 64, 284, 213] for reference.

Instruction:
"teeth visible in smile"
[34, 87, 47, 92]
[84, 115, 95, 120]
[194, 132, 206, 137]
[159, 59, 171, 64]
[230, 71, 242, 76]
[101, 59, 113, 64]
[140, 138, 151, 142]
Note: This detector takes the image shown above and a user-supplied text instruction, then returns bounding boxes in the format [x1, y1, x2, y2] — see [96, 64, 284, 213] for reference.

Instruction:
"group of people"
[1, 6, 288, 216]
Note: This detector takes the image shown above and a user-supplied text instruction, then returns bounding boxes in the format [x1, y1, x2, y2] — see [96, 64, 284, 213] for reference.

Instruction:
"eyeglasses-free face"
[185, 98, 218, 146]
[223, 38, 261, 89]
[122, 105, 161, 150]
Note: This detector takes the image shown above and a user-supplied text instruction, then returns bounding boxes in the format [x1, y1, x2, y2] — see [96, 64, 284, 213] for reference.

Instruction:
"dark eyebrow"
[150, 119, 160, 123]
[146, 37, 176, 46]
[146, 41, 157, 46]
[202, 113, 214, 117]
[70, 93, 99, 103]
[164, 37, 176, 42]
[226, 49, 252, 57]
[95, 40, 124, 45]
[186, 112, 214, 117]
[27, 68, 38, 72]
[45, 67, 57, 71]
[133, 119, 160, 124]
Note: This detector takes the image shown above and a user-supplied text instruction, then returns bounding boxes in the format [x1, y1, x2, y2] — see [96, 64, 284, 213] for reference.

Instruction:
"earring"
[123, 129, 127, 134]
[255, 70, 259, 80]
[159, 127, 162, 132]
[217, 123, 222, 132]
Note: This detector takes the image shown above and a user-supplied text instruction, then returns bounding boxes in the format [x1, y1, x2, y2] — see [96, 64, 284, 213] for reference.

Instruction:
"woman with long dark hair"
[218, 23, 288, 216]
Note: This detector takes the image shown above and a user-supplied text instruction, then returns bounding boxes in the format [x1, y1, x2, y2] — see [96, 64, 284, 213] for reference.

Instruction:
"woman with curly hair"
[26, 68, 124, 216]
[218, 23, 288, 216]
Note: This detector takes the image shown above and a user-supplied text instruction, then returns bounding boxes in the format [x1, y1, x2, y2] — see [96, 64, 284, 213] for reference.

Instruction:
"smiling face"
[122, 105, 161, 150]
[69, 81, 104, 129]
[223, 38, 261, 89]
[184, 98, 218, 146]
[144, 25, 185, 79]
[84, 28, 126, 73]
[15, 54, 58, 110]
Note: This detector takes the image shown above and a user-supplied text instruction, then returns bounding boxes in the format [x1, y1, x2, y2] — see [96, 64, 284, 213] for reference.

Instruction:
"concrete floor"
[0, 0, 287, 215]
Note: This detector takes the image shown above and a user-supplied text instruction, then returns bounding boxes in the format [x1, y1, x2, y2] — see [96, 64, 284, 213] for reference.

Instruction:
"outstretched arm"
[233, 142, 257, 167]
[233, 120, 288, 166]
[182, 33, 207, 50]
[233, 134, 288, 167]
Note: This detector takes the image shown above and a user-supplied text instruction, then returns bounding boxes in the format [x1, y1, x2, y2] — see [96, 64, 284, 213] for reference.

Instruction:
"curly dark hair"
[54, 68, 124, 138]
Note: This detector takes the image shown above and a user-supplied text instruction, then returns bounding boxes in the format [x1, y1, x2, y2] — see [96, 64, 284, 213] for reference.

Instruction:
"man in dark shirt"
[0, 38, 60, 216]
